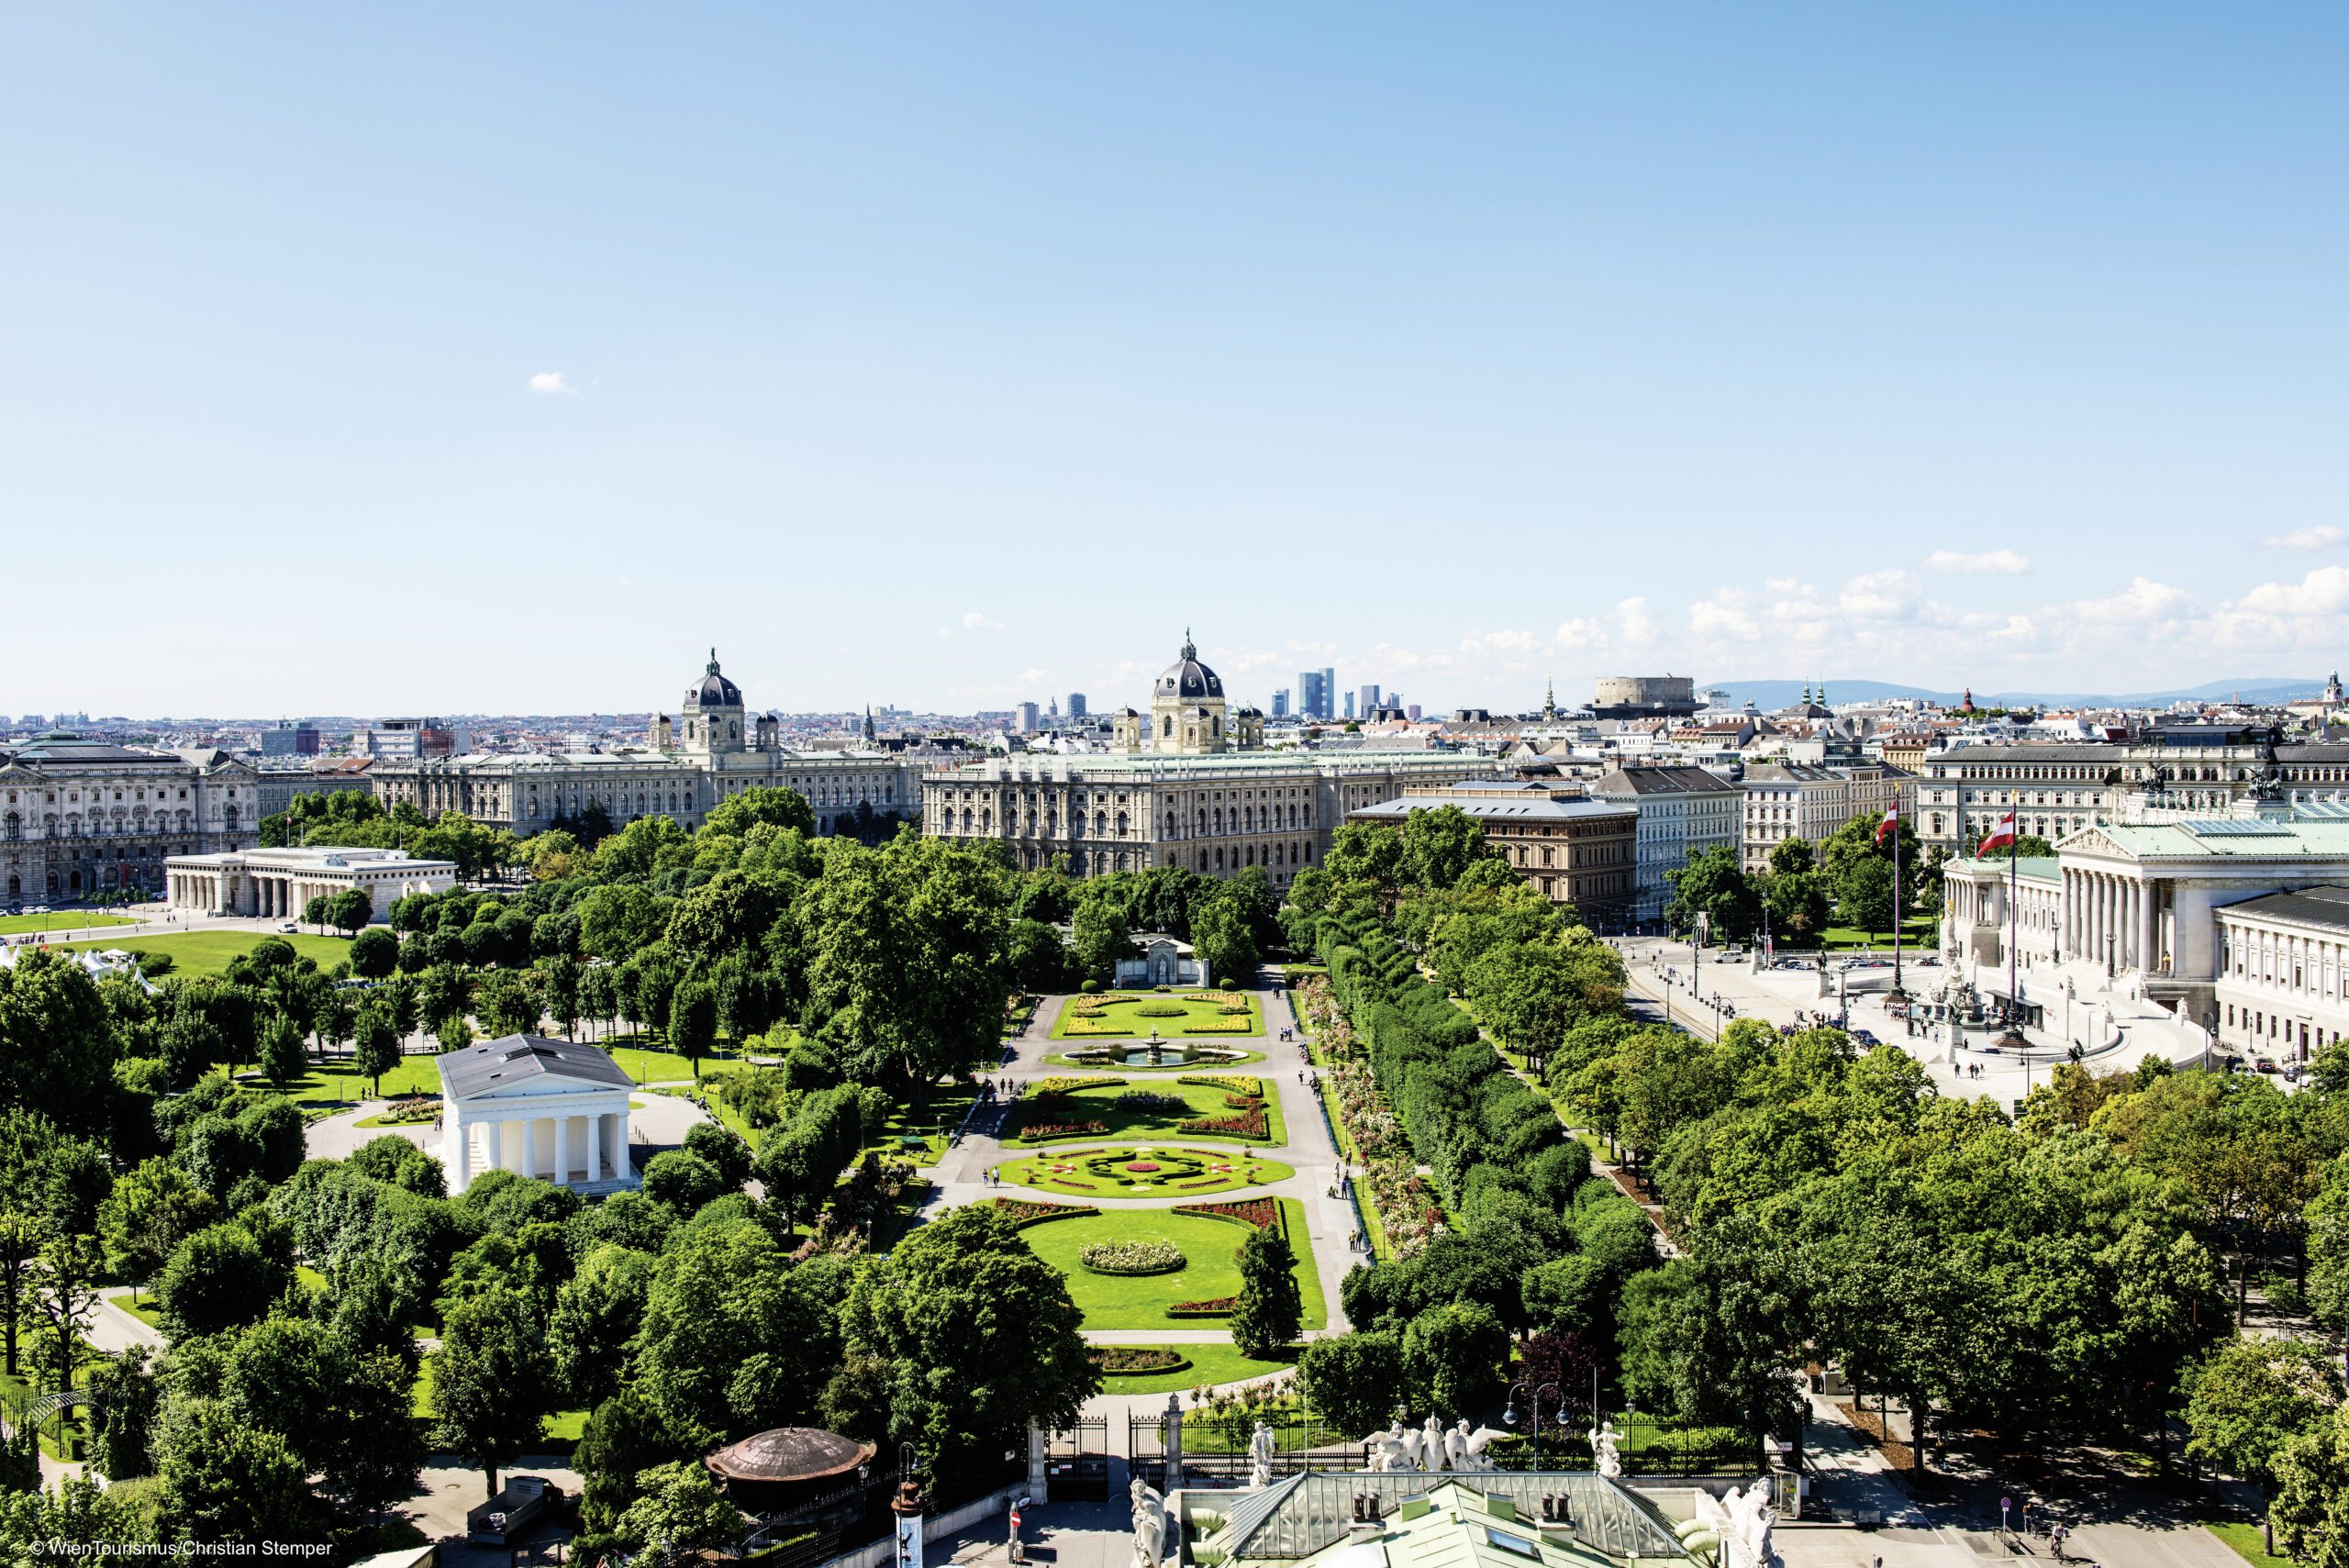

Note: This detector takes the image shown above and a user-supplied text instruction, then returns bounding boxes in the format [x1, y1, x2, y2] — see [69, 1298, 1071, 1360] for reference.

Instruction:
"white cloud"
[528, 371, 576, 395]
[2260, 527, 2344, 550]
[1926, 549, 2029, 575]
[961, 610, 1003, 632]
[2230, 566, 2349, 618]
[2067, 576, 2193, 627]
[1838, 570, 1920, 619]
[1615, 597, 1657, 644]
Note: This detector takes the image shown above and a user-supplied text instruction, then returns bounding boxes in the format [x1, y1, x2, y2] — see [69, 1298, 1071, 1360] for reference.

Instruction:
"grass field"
[1097, 1341, 1297, 1395]
[2201, 1518, 2294, 1568]
[58, 928, 353, 975]
[1051, 991, 1264, 1041]
[1813, 917, 1938, 951]
[1005, 1076, 1284, 1148]
[994, 1145, 1295, 1198]
[0, 911, 137, 936]
[1021, 1199, 1324, 1332]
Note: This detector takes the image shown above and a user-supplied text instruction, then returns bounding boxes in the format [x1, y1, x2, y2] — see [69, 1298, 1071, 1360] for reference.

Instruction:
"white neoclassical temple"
[437, 1034, 637, 1195]
[166, 844, 456, 923]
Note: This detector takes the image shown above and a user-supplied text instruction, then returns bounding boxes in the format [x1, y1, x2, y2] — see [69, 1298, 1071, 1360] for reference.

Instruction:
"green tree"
[2275, 1401, 2349, 1568]
[1189, 893, 1259, 987]
[611, 1461, 746, 1567]
[667, 982, 718, 1079]
[2184, 1337, 2343, 1550]
[1662, 845, 1759, 941]
[431, 1284, 552, 1497]
[1296, 1330, 1405, 1439]
[97, 1159, 217, 1297]
[155, 1397, 316, 1546]
[843, 1204, 1098, 1490]
[705, 785, 818, 839]
[1400, 1301, 1507, 1420]
[352, 1009, 402, 1098]
[633, 1217, 838, 1445]
[259, 1014, 306, 1088]
[156, 1224, 288, 1342]
[349, 926, 399, 980]
[1230, 1225, 1303, 1357]
[541, 954, 584, 1040]
[1070, 896, 1136, 984]
[85, 1348, 159, 1483]
[1837, 855, 1895, 938]
[328, 888, 373, 937]
[549, 1244, 655, 1409]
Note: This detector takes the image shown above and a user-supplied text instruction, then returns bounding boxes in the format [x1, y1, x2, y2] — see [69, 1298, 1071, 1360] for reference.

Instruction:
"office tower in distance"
[1270, 690, 1290, 718]
[1068, 693, 1087, 719]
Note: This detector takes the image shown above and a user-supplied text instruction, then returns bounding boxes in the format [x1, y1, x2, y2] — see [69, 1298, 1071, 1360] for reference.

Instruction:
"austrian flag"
[1876, 808, 1899, 845]
[1976, 812, 2019, 854]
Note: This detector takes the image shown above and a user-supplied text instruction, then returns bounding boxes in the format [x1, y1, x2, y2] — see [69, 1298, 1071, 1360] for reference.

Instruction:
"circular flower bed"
[1080, 1240, 1186, 1276]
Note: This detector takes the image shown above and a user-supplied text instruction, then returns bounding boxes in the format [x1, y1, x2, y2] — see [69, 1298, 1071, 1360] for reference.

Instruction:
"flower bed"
[1020, 1118, 1110, 1140]
[1080, 1239, 1186, 1275]
[993, 1197, 1098, 1229]
[1061, 1019, 1133, 1037]
[1174, 1198, 1280, 1232]
[1166, 1297, 1237, 1318]
[1182, 1022, 1255, 1035]
[1030, 1075, 1123, 1096]
[1179, 1106, 1270, 1139]
[1113, 1091, 1186, 1112]
[1089, 1345, 1192, 1376]
[1134, 1002, 1188, 1018]
[1179, 1073, 1264, 1098]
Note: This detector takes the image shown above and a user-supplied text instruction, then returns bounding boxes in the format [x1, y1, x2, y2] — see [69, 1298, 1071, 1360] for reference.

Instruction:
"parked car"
[275, 922, 298, 934]
[1852, 1029, 1880, 1046]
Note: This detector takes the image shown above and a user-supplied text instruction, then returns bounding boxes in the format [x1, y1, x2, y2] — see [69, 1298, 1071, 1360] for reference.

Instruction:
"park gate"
[1045, 1418, 1109, 1500]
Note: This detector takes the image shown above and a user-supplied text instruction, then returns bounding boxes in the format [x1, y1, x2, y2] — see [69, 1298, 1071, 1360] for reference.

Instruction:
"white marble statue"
[1422, 1414, 1447, 1469]
[1130, 1477, 1168, 1568]
[1366, 1423, 1419, 1472]
[1248, 1421, 1276, 1488]
[1442, 1419, 1494, 1472]
[1588, 1418, 1622, 1481]
[1722, 1479, 1776, 1567]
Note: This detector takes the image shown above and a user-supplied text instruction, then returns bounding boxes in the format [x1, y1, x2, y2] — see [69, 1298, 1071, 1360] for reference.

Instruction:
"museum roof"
[0, 732, 208, 766]
[1349, 795, 1635, 826]
[1154, 632, 1225, 702]
[1213, 1475, 1688, 1567]
[438, 1035, 633, 1099]
[687, 649, 743, 708]
[1588, 766, 1738, 795]
[930, 751, 1492, 784]
[2215, 887, 2349, 934]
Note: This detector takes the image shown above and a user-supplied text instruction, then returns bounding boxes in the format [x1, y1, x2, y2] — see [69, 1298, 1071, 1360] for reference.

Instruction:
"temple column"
[487, 1119, 504, 1175]
[452, 1112, 473, 1191]
[557, 1117, 573, 1187]
[587, 1115, 603, 1183]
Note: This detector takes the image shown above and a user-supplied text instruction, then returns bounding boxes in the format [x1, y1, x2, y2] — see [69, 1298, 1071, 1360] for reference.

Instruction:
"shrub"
[1166, 1297, 1236, 1318]
[991, 1197, 1097, 1228]
[1135, 1003, 1187, 1018]
[1089, 1346, 1190, 1375]
[1080, 1240, 1186, 1276]
[1080, 980, 1102, 994]
[1179, 1107, 1270, 1140]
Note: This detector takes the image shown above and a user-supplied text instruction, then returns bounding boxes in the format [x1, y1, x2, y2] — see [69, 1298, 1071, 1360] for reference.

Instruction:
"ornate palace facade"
[371, 651, 924, 838]
[0, 732, 259, 902]
[924, 636, 1490, 884]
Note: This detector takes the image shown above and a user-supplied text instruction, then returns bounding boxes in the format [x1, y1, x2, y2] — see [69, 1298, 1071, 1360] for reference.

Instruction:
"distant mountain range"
[1704, 677, 2330, 711]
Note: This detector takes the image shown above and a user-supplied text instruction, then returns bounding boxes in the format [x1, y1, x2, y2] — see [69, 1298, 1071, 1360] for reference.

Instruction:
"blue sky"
[2, 5, 2343, 718]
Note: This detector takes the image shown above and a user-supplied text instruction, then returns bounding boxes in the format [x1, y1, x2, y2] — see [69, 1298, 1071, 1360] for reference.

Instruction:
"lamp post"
[1504, 1380, 1563, 1468]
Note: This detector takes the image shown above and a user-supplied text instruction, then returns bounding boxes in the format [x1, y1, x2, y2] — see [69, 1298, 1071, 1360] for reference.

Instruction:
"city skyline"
[4, 6, 2343, 714]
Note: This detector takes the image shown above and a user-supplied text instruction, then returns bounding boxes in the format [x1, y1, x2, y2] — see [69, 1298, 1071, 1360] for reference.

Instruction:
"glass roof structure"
[1211, 1474, 1691, 1566]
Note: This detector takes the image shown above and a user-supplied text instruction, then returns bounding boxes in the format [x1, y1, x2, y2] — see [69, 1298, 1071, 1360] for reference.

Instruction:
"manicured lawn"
[1021, 1200, 1324, 1333]
[1042, 1045, 1265, 1072]
[859, 1083, 979, 1168]
[279, 1053, 449, 1109]
[57, 929, 353, 975]
[0, 911, 136, 936]
[354, 1102, 440, 1129]
[1051, 991, 1264, 1042]
[994, 1145, 1294, 1198]
[1097, 1341, 1297, 1395]
[1812, 917, 1938, 951]
[104, 1288, 162, 1329]
[2202, 1519, 2294, 1568]
[1005, 1076, 1284, 1148]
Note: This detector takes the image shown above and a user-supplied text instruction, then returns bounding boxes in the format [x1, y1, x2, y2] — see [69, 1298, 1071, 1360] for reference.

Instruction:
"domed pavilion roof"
[704, 1428, 876, 1486]
[688, 649, 743, 708]
[1154, 630, 1224, 702]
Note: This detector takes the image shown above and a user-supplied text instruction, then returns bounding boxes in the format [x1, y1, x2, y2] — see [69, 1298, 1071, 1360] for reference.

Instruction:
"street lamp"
[1504, 1380, 1563, 1467]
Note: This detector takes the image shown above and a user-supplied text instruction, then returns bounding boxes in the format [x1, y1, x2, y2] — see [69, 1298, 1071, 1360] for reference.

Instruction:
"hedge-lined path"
[927, 971, 1357, 1387]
